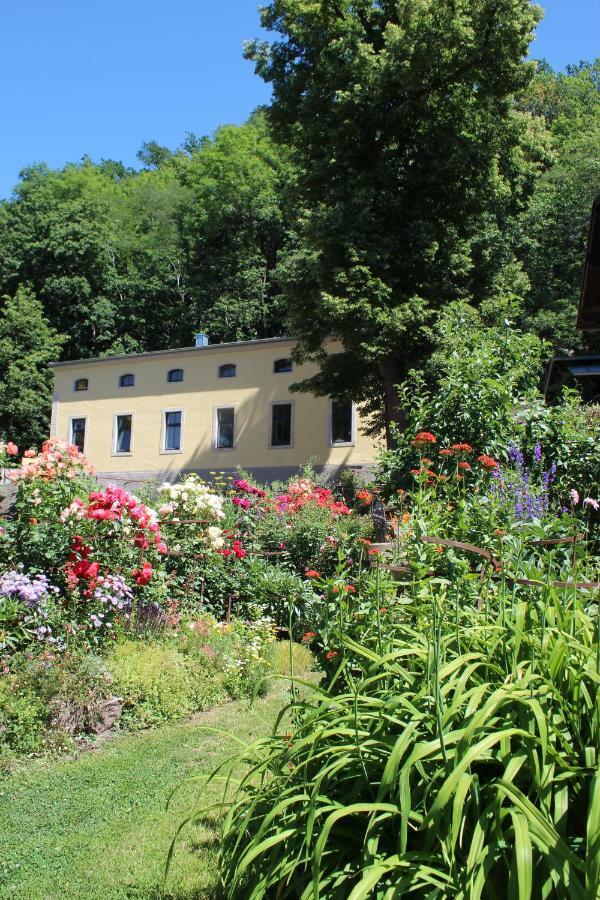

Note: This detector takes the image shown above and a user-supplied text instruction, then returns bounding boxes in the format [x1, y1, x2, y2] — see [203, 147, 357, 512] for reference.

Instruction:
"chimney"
[195, 332, 209, 348]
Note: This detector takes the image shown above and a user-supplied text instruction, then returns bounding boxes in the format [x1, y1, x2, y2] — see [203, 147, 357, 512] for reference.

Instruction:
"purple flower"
[534, 442, 542, 463]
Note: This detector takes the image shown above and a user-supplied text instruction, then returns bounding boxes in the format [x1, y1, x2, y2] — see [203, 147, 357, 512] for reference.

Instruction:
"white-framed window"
[167, 368, 184, 383]
[119, 373, 135, 387]
[113, 413, 133, 455]
[69, 416, 87, 453]
[219, 363, 237, 378]
[161, 409, 183, 453]
[273, 358, 293, 374]
[74, 378, 88, 392]
[329, 398, 355, 447]
[213, 406, 236, 450]
[269, 401, 293, 448]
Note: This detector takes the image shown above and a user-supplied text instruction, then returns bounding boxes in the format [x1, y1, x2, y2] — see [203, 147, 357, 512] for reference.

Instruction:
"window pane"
[274, 358, 292, 373]
[271, 403, 292, 446]
[71, 418, 86, 452]
[119, 374, 135, 387]
[219, 364, 236, 378]
[116, 415, 132, 453]
[216, 407, 235, 449]
[168, 369, 184, 383]
[331, 399, 353, 444]
[74, 378, 88, 392]
[165, 411, 182, 451]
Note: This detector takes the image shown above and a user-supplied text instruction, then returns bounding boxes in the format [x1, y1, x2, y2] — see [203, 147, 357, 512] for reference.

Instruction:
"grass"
[0, 691, 288, 899]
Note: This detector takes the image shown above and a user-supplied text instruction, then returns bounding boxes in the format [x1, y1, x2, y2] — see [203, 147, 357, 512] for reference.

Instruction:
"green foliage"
[207, 540, 600, 897]
[0, 286, 64, 447]
[0, 650, 111, 754]
[0, 679, 47, 754]
[247, 0, 549, 435]
[0, 117, 293, 368]
[107, 640, 225, 729]
[268, 639, 314, 678]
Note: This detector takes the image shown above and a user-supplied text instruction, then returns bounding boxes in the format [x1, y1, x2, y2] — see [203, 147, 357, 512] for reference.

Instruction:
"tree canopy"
[244, 0, 550, 440]
[0, 5, 598, 448]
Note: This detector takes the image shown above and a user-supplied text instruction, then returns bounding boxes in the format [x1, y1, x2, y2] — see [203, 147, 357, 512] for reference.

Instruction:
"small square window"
[164, 411, 182, 451]
[115, 415, 132, 453]
[119, 373, 135, 387]
[74, 378, 88, 392]
[271, 403, 292, 447]
[70, 417, 86, 453]
[215, 407, 235, 449]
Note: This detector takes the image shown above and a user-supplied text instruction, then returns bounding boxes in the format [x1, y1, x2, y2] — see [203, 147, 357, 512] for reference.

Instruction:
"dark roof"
[577, 195, 600, 331]
[49, 336, 294, 369]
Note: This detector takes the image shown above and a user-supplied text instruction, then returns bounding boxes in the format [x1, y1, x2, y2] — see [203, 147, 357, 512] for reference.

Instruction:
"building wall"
[50, 339, 381, 483]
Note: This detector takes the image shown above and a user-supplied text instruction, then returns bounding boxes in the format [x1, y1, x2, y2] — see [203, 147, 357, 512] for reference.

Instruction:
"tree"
[515, 59, 600, 353]
[0, 286, 65, 448]
[175, 115, 295, 342]
[246, 0, 549, 442]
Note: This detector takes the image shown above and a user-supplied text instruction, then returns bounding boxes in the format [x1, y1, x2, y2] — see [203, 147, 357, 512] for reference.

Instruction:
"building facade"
[49, 336, 381, 485]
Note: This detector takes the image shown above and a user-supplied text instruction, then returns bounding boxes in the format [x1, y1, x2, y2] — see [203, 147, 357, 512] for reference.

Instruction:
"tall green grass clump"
[187, 544, 600, 898]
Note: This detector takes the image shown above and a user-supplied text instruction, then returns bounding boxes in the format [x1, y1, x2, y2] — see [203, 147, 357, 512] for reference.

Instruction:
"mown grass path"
[0, 693, 285, 899]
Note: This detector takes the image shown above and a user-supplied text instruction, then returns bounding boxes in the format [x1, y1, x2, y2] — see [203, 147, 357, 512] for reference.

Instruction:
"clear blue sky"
[0, 0, 598, 199]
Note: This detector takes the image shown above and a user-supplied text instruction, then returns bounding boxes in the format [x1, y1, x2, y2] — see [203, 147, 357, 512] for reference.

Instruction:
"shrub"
[0, 680, 47, 754]
[107, 640, 225, 728]
[0, 649, 113, 753]
[204, 540, 600, 897]
[268, 639, 314, 678]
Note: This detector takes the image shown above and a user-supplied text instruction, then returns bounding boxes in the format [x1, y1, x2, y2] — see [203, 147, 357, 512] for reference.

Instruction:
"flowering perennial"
[9, 439, 94, 481]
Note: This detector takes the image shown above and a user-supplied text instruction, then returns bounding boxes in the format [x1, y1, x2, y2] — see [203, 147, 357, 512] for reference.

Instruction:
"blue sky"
[0, 0, 598, 198]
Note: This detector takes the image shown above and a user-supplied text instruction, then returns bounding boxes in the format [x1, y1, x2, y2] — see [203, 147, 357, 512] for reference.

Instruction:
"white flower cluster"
[158, 475, 225, 549]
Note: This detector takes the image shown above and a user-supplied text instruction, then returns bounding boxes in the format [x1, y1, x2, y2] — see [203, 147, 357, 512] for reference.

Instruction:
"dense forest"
[1, 45, 599, 445]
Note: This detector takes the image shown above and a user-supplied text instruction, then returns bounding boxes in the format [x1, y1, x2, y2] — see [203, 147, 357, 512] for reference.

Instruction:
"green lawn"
[0, 692, 286, 899]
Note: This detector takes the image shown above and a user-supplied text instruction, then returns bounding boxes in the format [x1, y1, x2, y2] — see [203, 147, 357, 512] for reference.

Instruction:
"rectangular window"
[330, 399, 354, 445]
[215, 407, 235, 449]
[115, 414, 132, 454]
[70, 417, 86, 453]
[271, 403, 292, 447]
[164, 411, 182, 451]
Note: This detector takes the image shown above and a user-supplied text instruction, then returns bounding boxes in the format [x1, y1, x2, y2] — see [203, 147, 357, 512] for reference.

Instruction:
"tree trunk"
[378, 357, 407, 449]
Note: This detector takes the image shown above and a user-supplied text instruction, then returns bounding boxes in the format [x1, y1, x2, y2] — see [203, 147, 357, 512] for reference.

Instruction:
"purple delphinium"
[493, 444, 557, 522]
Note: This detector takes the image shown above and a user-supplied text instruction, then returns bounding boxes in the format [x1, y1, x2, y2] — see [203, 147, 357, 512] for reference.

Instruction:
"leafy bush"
[0, 650, 112, 753]
[203, 539, 600, 897]
[107, 640, 225, 728]
[0, 680, 47, 754]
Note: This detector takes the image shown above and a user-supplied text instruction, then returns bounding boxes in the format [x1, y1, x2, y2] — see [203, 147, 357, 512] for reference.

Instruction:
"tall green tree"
[246, 0, 549, 441]
[515, 59, 600, 353]
[0, 286, 65, 448]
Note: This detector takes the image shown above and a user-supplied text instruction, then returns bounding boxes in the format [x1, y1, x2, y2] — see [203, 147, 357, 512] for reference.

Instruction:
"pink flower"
[5, 442, 18, 456]
[583, 497, 599, 510]
[569, 489, 580, 506]
[23, 448, 36, 458]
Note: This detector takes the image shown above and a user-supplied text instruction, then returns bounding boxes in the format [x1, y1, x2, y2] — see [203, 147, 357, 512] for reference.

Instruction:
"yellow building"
[49, 335, 381, 485]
